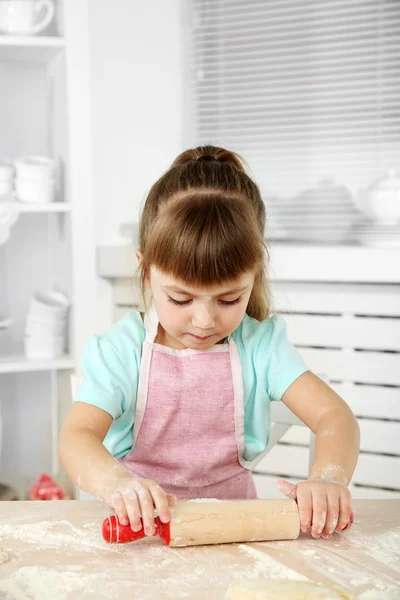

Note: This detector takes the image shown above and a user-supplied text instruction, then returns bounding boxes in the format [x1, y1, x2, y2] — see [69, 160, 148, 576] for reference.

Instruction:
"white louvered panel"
[255, 445, 400, 490]
[348, 486, 400, 500]
[253, 474, 297, 500]
[330, 383, 400, 420]
[299, 348, 400, 387]
[281, 420, 400, 455]
[357, 419, 400, 455]
[354, 454, 400, 489]
[280, 427, 310, 446]
[255, 444, 309, 479]
[285, 314, 400, 351]
[272, 282, 400, 316]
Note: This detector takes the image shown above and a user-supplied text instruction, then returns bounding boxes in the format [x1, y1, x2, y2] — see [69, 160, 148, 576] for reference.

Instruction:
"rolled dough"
[0, 549, 8, 564]
[226, 579, 352, 599]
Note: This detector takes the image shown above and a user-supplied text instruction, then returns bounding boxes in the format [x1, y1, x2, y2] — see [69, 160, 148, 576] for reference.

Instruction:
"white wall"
[88, 0, 184, 245]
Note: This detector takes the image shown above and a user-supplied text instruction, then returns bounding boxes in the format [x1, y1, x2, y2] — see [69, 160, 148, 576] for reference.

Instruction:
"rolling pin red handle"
[102, 515, 171, 545]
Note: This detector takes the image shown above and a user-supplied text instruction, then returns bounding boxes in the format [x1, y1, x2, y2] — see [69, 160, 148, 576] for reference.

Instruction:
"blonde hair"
[138, 145, 271, 321]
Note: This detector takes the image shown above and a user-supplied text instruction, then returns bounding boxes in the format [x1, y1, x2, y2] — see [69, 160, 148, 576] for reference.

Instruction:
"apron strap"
[143, 305, 159, 342]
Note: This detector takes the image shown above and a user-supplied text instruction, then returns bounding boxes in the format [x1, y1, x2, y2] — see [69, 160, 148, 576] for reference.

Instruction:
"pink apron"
[120, 307, 257, 500]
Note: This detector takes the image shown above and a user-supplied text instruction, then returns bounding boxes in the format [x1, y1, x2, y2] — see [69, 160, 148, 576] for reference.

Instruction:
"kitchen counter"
[0, 499, 399, 599]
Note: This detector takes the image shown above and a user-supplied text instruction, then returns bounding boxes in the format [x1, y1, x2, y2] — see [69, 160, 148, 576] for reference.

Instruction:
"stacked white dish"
[14, 156, 58, 204]
[274, 179, 360, 244]
[265, 179, 361, 244]
[24, 290, 69, 359]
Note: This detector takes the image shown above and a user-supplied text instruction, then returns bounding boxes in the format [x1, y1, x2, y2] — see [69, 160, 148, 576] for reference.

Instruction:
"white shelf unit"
[0, 35, 65, 64]
[0, 2, 97, 496]
[0, 355, 73, 374]
[97, 242, 400, 500]
[15, 202, 71, 213]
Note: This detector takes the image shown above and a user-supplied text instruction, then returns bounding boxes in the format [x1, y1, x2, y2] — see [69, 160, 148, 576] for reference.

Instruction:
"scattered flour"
[237, 544, 309, 582]
[0, 519, 114, 554]
[352, 528, 400, 567]
[0, 549, 8, 564]
[0, 566, 113, 600]
[357, 590, 400, 600]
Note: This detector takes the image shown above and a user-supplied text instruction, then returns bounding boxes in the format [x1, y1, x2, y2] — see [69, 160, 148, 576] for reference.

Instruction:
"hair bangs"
[143, 193, 265, 288]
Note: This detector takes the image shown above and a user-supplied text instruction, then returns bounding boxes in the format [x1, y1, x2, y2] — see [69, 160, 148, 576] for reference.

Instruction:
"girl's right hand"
[104, 476, 177, 536]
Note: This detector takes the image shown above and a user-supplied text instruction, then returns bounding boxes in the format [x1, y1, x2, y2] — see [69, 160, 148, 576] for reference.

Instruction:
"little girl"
[59, 145, 360, 541]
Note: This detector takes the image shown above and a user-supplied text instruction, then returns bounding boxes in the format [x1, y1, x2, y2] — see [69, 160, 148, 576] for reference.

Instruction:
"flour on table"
[226, 579, 352, 600]
[0, 549, 8, 564]
[0, 519, 114, 553]
[237, 544, 309, 582]
[0, 566, 115, 600]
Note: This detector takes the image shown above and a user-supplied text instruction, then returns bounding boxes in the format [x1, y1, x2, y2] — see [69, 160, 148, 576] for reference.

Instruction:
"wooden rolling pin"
[102, 498, 300, 547]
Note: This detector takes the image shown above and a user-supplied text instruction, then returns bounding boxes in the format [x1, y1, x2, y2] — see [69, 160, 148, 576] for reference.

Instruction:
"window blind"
[183, 0, 400, 244]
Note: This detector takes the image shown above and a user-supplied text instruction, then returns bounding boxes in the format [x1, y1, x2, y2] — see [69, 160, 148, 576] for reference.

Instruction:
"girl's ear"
[136, 249, 143, 265]
[136, 250, 150, 285]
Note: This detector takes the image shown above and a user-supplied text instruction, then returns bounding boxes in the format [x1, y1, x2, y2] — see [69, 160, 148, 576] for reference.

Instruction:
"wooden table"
[0, 499, 399, 599]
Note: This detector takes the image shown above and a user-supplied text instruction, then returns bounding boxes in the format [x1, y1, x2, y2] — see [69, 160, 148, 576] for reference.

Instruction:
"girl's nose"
[192, 305, 215, 329]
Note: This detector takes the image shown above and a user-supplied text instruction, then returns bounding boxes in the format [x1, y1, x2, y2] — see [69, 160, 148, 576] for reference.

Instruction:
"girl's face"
[148, 266, 255, 350]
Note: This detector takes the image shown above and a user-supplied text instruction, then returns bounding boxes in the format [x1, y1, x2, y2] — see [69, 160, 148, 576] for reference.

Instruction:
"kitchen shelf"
[0, 35, 65, 65]
[0, 354, 73, 374]
[16, 202, 71, 213]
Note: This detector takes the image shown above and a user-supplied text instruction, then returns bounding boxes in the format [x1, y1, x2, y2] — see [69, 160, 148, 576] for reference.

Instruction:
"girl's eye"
[219, 297, 241, 306]
[168, 296, 191, 306]
[167, 296, 241, 306]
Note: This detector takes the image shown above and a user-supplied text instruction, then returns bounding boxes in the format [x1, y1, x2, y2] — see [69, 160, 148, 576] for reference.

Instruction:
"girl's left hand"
[276, 478, 354, 539]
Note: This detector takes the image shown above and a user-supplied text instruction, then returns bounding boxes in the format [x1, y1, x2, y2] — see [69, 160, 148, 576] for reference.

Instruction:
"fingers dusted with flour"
[276, 478, 354, 538]
[104, 476, 177, 536]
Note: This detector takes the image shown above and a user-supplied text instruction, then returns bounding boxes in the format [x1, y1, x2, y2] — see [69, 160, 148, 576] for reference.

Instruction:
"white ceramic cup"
[29, 290, 69, 319]
[0, 0, 54, 35]
[14, 156, 58, 180]
[15, 178, 56, 203]
[25, 314, 67, 337]
[24, 334, 65, 359]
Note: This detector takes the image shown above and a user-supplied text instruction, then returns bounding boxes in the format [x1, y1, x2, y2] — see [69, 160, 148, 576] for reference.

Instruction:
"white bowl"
[14, 156, 58, 180]
[15, 178, 56, 204]
[24, 334, 65, 359]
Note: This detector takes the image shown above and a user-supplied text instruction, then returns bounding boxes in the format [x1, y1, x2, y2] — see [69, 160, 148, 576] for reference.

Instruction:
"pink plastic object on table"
[28, 473, 65, 500]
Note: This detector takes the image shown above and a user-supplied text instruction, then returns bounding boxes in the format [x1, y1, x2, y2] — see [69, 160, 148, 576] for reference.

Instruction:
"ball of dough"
[226, 579, 351, 600]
